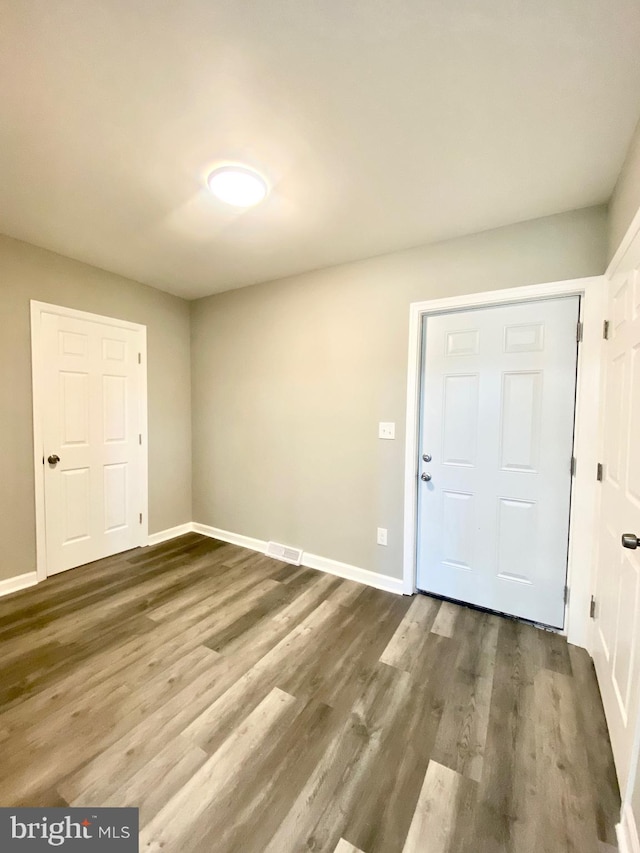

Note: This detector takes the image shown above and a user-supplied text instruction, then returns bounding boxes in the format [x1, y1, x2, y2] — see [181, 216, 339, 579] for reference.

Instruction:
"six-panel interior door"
[41, 311, 143, 575]
[592, 236, 640, 794]
[416, 297, 580, 628]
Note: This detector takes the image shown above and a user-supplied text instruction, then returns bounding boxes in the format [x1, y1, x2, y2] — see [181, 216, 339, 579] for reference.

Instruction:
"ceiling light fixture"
[207, 166, 268, 207]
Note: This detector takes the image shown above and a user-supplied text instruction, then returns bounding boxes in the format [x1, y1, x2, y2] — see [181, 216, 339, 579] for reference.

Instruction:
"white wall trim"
[148, 523, 193, 546]
[30, 300, 149, 582]
[191, 522, 404, 594]
[0, 520, 403, 601]
[31, 302, 148, 331]
[618, 803, 640, 853]
[138, 325, 149, 548]
[192, 522, 268, 555]
[302, 551, 404, 594]
[0, 572, 38, 599]
[402, 276, 606, 648]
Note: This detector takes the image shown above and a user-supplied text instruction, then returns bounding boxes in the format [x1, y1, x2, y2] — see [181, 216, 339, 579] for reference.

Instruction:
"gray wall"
[609, 115, 640, 261]
[0, 234, 192, 582]
[191, 205, 606, 581]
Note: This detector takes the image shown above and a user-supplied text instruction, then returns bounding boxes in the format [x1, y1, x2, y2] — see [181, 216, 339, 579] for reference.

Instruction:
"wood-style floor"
[0, 534, 620, 852]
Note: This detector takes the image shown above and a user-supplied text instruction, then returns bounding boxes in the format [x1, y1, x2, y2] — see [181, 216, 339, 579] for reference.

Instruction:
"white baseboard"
[0, 526, 403, 601]
[192, 522, 403, 595]
[192, 522, 267, 555]
[302, 551, 404, 595]
[618, 803, 640, 853]
[148, 523, 194, 546]
[0, 571, 38, 599]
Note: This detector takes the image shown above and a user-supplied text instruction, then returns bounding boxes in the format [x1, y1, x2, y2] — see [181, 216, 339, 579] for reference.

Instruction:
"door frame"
[30, 301, 149, 582]
[402, 276, 605, 648]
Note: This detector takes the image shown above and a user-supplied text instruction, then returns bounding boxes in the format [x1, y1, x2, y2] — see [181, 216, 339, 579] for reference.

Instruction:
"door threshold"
[416, 589, 563, 635]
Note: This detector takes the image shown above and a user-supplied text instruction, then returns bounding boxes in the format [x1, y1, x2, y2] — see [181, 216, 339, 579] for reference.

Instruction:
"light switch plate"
[377, 527, 388, 546]
[379, 422, 395, 440]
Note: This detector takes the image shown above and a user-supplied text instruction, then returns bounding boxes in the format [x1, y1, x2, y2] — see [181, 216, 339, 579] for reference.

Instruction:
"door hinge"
[590, 595, 596, 619]
[570, 456, 577, 477]
[139, 434, 142, 445]
[139, 512, 143, 524]
[138, 352, 142, 364]
[564, 585, 570, 605]
[596, 462, 604, 482]
[603, 320, 610, 340]
[576, 321, 583, 343]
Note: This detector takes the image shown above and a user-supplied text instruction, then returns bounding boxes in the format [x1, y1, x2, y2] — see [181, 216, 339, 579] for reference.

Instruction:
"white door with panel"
[416, 297, 579, 628]
[38, 309, 145, 575]
[592, 232, 640, 794]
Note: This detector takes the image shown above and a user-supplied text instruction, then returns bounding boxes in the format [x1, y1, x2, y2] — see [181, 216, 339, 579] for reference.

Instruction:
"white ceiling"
[2, 1, 640, 300]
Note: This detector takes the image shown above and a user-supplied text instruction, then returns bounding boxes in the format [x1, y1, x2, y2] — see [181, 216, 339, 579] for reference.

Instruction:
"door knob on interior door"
[421, 472, 432, 482]
[47, 454, 60, 465]
[622, 533, 639, 550]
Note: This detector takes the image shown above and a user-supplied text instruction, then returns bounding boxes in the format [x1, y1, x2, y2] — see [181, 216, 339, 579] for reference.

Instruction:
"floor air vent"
[265, 541, 303, 565]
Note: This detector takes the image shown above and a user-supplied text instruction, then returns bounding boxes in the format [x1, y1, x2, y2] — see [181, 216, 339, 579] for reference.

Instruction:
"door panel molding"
[403, 276, 606, 648]
[30, 301, 148, 581]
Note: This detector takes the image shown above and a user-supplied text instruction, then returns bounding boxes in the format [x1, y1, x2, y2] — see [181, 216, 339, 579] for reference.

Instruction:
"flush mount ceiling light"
[207, 166, 268, 207]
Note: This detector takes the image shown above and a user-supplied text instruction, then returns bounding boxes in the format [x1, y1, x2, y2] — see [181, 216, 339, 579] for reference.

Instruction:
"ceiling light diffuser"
[207, 166, 268, 207]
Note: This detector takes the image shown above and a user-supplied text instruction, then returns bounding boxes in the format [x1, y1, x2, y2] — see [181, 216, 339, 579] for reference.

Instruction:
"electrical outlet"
[377, 527, 388, 546]
[379, 422, 395, 440]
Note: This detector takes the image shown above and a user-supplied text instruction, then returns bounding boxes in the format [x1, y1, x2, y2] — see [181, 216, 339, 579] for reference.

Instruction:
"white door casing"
[31, 302, 148, 579]
[592, 228, 640, 797]
[416, 297, 579, 628]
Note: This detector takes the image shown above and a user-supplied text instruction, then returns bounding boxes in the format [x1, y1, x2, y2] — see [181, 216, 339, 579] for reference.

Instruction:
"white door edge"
[402, 276, 606, 649]
[30, 300, 149, 582]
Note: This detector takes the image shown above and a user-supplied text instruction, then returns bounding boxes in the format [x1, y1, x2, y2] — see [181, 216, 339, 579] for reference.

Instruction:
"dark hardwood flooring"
[0, 534, 620, 852]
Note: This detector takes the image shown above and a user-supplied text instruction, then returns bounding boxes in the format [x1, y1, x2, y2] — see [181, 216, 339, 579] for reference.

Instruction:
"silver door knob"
[47, 454, 60, 465]
[622, 533, 639, 550]
[422, 454, 432, 462]
[421, 472, 432, 482]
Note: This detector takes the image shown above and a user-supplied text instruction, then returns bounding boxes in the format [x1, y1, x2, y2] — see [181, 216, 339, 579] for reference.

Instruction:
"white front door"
[37, 308, 146, 575]
[416, 297, 580, 628]
[592, 234, 640, 794]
